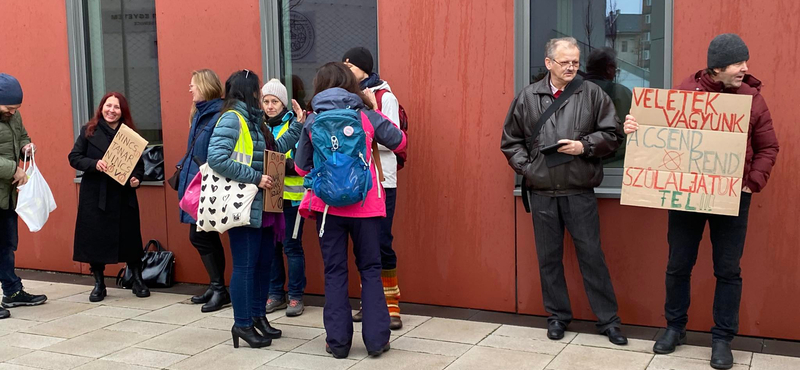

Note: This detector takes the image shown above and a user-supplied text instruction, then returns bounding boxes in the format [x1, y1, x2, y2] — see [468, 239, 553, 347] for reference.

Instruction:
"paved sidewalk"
[0, 280, 798, 370]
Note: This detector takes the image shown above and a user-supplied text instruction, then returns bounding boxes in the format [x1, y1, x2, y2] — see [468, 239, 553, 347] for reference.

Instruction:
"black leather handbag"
[116, 240, 175, 289]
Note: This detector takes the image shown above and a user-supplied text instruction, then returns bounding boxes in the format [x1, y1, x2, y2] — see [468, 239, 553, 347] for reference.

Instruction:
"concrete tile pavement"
[1, 281, 799, 369]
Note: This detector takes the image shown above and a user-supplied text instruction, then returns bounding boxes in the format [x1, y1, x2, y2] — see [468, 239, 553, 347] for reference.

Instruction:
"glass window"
[85, 0, 162, 144]
[530, 0, 671, 172]
[274, 0, 378, 109]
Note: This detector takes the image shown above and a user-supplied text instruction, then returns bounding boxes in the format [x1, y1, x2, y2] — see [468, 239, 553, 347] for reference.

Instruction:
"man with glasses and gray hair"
[500, 37, 626, 344]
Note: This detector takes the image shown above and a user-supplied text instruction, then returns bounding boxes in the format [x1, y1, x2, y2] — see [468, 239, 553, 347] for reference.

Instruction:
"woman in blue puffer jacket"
[206, 70, 283, 349]
[176, 69, 229, 313]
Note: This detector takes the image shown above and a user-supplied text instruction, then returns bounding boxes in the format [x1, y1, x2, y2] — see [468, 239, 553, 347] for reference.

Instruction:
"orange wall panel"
[376, 0, 518, 312]
[153, 0, 263, 284]
[0, 1, 81, 274]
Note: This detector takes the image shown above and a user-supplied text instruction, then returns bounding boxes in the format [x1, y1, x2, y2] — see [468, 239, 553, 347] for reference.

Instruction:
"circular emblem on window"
[343, 126, 355, 137]
[290, 11, 314, 60]
[289, 0, 304, 7]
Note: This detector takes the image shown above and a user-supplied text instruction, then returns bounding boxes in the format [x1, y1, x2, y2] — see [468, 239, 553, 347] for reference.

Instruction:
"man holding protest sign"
[501, 37, 627, 345]
[624, 34, 779, 369]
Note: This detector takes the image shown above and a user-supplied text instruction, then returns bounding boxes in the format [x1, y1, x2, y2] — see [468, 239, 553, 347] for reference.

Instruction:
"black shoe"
[390, 316, 403, 330]
[653, 328, 686, 354]
[0, 307, 9, 319]
[2, 289, 47, 308]
[89, 269, 107, 302]
[367, 342, 391, 357]
[352, 309, 363, 322]
[201, 289, 230, 313]
[326, 344, 349, 359]
[191, 286, 213, 304]
[252, 316, 282, 339]
[547, 320, 567, 340]
[231, 325, 272, 348]
[711, 340, 734, 369]
[129, 263, 150, 298]
[602, 327, 628, 346]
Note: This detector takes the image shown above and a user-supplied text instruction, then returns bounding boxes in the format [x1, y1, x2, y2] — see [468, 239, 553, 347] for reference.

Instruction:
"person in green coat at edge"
[0, 73, 48, 319]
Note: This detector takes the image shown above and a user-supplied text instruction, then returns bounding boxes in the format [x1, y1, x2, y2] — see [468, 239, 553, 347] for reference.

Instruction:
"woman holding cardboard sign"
[68, 92, 149, 302]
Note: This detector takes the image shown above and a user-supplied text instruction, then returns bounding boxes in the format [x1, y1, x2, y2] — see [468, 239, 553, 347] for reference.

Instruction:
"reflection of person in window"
[584, 47, 631, 165]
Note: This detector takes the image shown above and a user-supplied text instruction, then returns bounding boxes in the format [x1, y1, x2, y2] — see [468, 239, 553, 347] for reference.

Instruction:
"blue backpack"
[307, 108, 373, 208]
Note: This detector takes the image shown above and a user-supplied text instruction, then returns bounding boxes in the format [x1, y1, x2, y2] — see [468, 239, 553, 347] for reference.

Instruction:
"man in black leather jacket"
[500, 37, 626, 345]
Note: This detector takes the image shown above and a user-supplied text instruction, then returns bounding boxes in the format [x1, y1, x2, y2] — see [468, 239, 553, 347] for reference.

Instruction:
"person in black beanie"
[624, 33, 779, 369]
[0, 73, 48, 319]
[342, 47, 406, 330]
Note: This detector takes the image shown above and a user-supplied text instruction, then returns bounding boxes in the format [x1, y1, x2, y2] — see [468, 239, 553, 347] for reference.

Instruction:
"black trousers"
[530, 192, 621, 331]
[665, 193, 752, 342]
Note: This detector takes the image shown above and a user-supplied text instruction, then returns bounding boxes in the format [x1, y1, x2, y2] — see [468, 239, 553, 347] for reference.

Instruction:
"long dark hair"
[85, 92, 135, 137]
[309, 62, 374, 111]
[222, 70, 276, 150]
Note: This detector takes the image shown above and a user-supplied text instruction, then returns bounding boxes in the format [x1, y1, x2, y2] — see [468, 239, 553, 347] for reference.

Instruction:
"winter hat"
[0, 74, 23, 105]
[342, 47, 374, 75]
[261, 79, 288, 108]
[707, 33, 749, 70]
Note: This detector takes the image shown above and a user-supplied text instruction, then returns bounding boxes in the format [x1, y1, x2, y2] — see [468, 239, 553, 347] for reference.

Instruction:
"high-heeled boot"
[252, 316, 282, 339]
[129, 262, 150, 298]
[89, 266, 107, 302]
[231, 325, 272, 348]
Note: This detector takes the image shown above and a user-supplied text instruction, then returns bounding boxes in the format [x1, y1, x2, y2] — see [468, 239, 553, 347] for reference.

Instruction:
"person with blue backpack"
[294, 62, 407, 359]
[206, 70, 283, 349]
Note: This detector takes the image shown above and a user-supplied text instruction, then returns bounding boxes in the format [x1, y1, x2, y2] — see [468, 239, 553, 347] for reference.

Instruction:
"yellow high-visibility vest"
[275, 120, 305, 201]
[218, 110, 253, 165]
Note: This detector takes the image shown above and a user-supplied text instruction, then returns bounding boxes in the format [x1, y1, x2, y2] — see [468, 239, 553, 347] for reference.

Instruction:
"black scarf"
[98, 119, 120, 142]
[266, 108, 289, 128]
[360, 73, 383, 90]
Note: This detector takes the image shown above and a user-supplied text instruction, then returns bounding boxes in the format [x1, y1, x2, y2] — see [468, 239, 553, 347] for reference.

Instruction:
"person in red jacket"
[624, 34, 779, 370]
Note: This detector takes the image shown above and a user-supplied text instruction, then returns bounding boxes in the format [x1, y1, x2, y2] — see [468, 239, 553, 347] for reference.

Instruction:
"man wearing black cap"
[342, 47, 405, 330]
[0, 73, 48, 319]
[624, 34, 779, 369]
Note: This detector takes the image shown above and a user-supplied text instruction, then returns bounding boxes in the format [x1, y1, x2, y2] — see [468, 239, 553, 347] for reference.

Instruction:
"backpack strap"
[374, 89, 387, 111]
[361, 111, 385, 198]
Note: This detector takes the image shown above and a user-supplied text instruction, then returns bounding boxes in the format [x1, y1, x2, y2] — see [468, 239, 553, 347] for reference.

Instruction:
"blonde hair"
[189, 69, 223, 121]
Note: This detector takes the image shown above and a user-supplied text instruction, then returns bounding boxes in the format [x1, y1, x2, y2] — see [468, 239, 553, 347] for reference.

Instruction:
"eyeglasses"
[552, 60, 580, 69]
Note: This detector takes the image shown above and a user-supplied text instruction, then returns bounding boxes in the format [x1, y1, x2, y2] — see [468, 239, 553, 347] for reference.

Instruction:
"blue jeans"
[0, 208, 23, 297]
[269, 203, 306, 299]
[228, 226, 275, 327]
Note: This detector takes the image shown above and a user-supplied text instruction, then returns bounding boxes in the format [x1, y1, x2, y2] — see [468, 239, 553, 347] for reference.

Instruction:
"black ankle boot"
[231, 325, 271, 348]
[129, 263, 150, 298]
[653, 328, 686, 354]
[199, 254, 230, 312]
[252, 316, 282, 339]
[89, 267, 107, 302]
[711, 340, 734, 369]
[191, 286, 213, 304]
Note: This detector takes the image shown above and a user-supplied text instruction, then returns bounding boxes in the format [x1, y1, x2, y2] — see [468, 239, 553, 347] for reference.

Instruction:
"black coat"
[68, 121, 145, 264]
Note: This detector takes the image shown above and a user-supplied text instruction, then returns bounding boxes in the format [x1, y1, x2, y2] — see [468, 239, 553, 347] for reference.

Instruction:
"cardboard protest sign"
[620, 87, 752, 216]
[263, 150, 286, 213]
[101, 124, 149, 185]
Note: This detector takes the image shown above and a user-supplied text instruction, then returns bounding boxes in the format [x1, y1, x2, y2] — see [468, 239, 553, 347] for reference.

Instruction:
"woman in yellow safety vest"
[260, 79, 308, 317]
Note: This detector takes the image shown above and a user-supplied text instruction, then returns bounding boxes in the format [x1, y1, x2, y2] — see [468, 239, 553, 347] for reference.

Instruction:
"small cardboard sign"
[263, 150, 286, 213]
[620, 87, 752, 216]
[101, 124, 148, 185]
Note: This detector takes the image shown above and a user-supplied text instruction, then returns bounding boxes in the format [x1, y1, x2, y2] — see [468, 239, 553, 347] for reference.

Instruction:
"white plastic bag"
[15, 151, 57, 232]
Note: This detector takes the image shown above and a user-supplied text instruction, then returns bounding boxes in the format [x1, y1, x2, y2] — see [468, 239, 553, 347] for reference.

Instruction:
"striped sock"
[381, 268, 401, 317]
